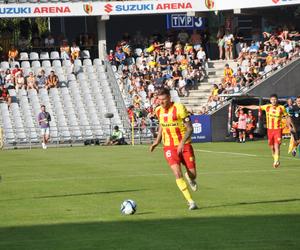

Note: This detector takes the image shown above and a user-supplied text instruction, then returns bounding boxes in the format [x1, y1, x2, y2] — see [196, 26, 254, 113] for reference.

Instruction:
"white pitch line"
[3, 168, 300, 184]
[140, 145, 299, 160]
[195, 149, 257, 157]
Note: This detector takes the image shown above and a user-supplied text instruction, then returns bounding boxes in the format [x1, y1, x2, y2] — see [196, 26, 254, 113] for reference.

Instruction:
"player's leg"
[164, 148, 197, 209]
[182, 144, 197, 191]
[272, 129, 282, 168]
[238, 130, 242, 142]
[242, 130, 246, 142]
[41, 129, 46, 149]
[44, 133, 49, 149]
[273, 143, 280, 168]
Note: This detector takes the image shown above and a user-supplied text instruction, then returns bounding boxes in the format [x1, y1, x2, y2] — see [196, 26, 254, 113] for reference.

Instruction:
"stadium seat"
[83, 59, 92, 66]
[50, 51, 60, 60]
[21, 61, 31, 69]
[52, 60, 62, 68]
[0, 61, 9, 69]
[67, 74, 76, 81]
[74, 59, 82, 67]
[62, 60, 72, 67]
[93, 58, 103, 66]
[40, 52, 50, 60]
[19, 52, 29, 61]
[31, 60, 41, 68]
[42, 60, 52, 68]
[81, 50, 90, 59]
[10, 61, 20, 68]
[29, 52, 39, 61]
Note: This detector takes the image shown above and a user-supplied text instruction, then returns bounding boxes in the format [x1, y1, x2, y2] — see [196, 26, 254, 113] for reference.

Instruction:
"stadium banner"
[0, 0, 299, 17]
[166, 14, 207, 30]
[191, 115, 212, 143]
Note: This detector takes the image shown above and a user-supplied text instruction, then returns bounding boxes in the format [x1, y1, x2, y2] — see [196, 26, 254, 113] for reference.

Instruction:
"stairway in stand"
[180, 60, 236, 113]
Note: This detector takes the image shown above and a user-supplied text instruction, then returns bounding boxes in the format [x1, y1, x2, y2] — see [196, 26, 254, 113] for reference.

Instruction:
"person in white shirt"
[224, 31, 234, 60]
[45, 34, 55, 48]
[284, 40, 293, 54]
[196, 47, 206, 62]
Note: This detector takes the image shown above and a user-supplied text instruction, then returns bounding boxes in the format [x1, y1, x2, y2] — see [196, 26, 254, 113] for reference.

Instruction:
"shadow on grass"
[0, 215, 299, 250]
[202, 198, 300, 210]
[0, 189, 145, 202]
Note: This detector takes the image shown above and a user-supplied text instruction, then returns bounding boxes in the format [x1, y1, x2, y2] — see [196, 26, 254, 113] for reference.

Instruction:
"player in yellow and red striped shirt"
[241, 94, 291, 168]
[150, 88, 198, 210]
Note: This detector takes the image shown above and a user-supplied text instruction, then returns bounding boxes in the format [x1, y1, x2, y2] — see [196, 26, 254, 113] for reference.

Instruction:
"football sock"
[176, 178, 193, 203]
[274, 153, 279, 162]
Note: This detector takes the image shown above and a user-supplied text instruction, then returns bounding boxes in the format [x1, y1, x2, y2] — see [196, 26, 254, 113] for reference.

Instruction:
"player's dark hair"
[157, 87, 170, 97]
[41, 105, 45, 108]
[297, 95, 300, 99]
[270, 94, 278, 99]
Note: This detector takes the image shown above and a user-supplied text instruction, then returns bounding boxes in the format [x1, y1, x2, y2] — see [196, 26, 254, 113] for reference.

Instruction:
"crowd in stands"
[207, 25, 300, 109]
[109, 29, 210, 127]
[0, 31, 97, 109]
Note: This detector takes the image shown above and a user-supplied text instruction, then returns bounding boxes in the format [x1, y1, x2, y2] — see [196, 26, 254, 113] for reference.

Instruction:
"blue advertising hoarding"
[166, 13, 206, 30]
[191, 115, 212, 142]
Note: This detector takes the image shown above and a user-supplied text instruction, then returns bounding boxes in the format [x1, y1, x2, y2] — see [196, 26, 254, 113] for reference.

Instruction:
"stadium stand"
[0, 51, 129, 146]
[107, 26, 300, 119]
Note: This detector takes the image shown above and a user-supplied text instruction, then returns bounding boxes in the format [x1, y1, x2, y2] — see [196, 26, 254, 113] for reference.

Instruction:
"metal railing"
[0, 122, 157, 149]
[208, 54, 300, 115]
[104, 61, 131, 128]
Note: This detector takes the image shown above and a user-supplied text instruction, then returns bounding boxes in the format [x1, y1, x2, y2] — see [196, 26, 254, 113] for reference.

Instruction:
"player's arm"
[150, 124, 162, 152]
[177, 117, 193, 155]
[239, 105, 260, 110]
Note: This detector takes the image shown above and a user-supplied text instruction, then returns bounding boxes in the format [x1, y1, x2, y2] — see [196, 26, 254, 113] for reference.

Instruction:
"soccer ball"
[120, 199, 137, 215]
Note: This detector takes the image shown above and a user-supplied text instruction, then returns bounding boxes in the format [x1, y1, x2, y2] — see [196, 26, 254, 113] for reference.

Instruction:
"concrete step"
[188, 90, 211, 97]
[181, 97, 209, 104]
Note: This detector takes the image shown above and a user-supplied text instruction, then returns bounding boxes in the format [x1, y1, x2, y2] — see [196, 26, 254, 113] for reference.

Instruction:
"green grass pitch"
[0, 140, 299, 250]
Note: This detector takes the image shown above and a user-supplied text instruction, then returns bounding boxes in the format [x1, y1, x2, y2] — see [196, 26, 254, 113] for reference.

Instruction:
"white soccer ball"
[120, 199, 137, 215]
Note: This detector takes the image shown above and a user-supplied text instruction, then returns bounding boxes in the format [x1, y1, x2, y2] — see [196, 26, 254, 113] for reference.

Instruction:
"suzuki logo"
[272, 0, 280, 3]
[104, 4, 113, 13]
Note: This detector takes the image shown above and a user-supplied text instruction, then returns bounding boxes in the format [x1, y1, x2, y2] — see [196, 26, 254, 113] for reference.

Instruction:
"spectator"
[224, 30, 234, 60]
[26, 72, 38, 91]
[235, 107, 247, 143]
[234, 28, 245, 57]
[217, 27, 225, 60]
[4, 69, 14, 90]
[190, 29, 202, 50]
[15, 73, 25, 92]
[246, 110, 256, 141]
[45, 33, 55, 48]
[60, 40, 70, 60]
[0, 85, 11, 107]
[115, 48, 126, 66]
[103, 126, 126, 146]
[70, 41, 80, 62]
[37, 70, 47, 89]
[8, 45, 18, 63]
[46, 71, 59, 90]
[38, 105, 51, 149]
[177, 76, 187, 97]
[177, 29, 189, 44]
